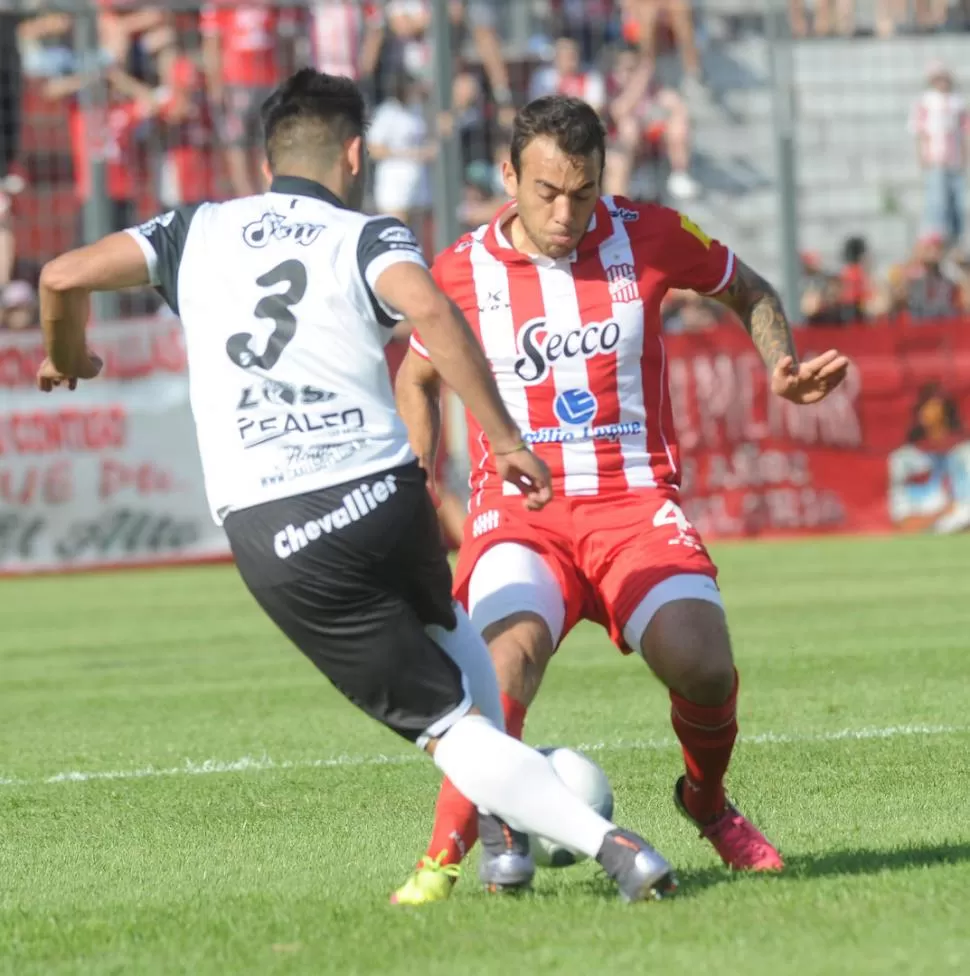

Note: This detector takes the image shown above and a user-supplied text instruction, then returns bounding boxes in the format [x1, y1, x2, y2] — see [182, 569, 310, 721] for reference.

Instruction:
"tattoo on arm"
[716, 260, 797, 371]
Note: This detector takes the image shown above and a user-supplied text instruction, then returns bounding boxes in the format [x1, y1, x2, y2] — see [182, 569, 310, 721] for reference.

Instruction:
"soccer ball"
[528, 747, 614, 868]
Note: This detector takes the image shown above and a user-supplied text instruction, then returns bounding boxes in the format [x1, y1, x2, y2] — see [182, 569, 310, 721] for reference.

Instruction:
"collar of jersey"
[484, 199, 613, 266]
[269, 175, 349, 209]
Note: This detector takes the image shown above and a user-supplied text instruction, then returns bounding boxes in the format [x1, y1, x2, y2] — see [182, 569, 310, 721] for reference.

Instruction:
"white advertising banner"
[0, 318, 230, 574]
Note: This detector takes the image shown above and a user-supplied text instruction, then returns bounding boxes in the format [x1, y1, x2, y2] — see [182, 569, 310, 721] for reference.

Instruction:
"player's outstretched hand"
[770, 349, 849, 405]
[495, 446, 554, 511]
[36, 352, 104, 392]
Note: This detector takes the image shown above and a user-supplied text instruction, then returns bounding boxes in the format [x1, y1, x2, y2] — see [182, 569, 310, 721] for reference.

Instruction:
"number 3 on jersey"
[226, 260, 308, 371]
[653, 499, 704, 551]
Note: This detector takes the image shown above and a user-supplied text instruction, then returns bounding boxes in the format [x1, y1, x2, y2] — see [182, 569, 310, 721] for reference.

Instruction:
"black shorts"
[223, 462, 471, 745]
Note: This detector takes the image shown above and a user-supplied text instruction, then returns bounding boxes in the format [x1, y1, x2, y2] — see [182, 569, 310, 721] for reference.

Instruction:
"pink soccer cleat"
[674, 776, 784, 872]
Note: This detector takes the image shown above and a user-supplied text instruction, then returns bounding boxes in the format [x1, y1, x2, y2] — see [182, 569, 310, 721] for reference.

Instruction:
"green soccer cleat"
[390, 851, 461, 906]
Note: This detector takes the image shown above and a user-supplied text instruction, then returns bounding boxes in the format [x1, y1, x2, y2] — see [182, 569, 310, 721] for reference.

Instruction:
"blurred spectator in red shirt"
[837, 235, 872, 321]
[45, 64, 155, 243]
[306, 1, 385, 84]
[529, 36, 606, 111]
[604, 45, 698, 201]
[153, 46, 217, 210]
[202, 3, 297, 197]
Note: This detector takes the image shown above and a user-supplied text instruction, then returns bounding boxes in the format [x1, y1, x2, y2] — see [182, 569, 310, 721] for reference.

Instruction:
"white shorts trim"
[467, 543, 567, 647]
[416, 680, 472, 750]
[623, 573, 725, 653]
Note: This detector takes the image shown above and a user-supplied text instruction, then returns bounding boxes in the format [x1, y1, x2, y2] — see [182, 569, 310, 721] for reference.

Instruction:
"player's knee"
[483, 612, 555, 705]
[641, 599, 734, 705]
[674, 652, 735, 706]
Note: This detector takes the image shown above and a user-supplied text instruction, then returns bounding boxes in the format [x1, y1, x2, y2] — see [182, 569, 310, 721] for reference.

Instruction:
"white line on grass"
[0, 722, 965, 789]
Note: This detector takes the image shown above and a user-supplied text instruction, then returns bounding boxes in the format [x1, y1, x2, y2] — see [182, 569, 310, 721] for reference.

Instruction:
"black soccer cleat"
[596, 828, 678, 903]
[478, 813, 535, 893]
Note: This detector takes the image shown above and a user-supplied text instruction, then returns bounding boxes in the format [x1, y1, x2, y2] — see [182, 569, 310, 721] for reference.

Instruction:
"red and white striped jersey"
[410, 197, 736, 501]
[909, 89, 970, 169]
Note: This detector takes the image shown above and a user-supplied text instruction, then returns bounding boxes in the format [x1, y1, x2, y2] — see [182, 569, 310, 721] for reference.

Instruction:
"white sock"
[426, 603, 504, 730]
[433, 714, 613, 859]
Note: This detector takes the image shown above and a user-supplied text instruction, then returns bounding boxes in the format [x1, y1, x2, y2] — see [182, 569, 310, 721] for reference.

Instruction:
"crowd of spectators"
[0, 1, 969, 334]
[790, 0, 970, 37]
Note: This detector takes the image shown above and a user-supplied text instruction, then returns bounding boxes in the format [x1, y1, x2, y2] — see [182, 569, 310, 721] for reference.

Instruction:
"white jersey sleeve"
[355, 215, 427, 325]
[125, 204, 205, 314]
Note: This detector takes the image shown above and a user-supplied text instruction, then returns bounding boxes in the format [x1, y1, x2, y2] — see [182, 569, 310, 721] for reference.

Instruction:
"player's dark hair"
[510, 95, 606, 178]
[261, 68, 366, 171]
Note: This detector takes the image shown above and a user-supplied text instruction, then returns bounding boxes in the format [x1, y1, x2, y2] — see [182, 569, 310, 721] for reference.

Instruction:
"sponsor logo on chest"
[513, 317, 621, 384]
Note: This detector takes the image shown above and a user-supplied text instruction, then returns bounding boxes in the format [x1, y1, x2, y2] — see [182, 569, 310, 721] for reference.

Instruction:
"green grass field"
[2, 534, 970, 975]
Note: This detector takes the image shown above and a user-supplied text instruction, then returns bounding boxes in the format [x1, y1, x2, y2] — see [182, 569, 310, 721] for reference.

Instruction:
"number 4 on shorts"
[653, 499, 692, 532]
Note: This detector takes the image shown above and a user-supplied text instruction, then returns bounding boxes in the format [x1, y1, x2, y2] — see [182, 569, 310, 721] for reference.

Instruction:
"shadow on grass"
[669, 841, 970, 898]
[487, 842, 970, 904]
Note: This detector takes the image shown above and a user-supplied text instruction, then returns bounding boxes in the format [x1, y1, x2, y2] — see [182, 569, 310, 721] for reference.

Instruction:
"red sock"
[670, 670, 739, 824]
[424, 693, 527, 866]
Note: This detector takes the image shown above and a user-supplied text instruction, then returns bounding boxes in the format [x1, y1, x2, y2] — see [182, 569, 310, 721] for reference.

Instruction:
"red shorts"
[453, 487, 719, 653]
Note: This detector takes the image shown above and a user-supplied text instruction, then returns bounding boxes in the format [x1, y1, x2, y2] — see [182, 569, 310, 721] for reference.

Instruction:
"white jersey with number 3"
[126, 176, 425, 524]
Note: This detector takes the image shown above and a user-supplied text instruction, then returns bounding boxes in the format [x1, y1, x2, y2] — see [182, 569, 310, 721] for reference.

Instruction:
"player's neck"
[506, 212, 545, 258]
[272, 165, 345, 203]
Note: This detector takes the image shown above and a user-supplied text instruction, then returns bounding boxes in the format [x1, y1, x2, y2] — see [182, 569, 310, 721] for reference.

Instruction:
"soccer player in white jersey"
[34, 70, 680, 904]
[392, 94, 851, 904]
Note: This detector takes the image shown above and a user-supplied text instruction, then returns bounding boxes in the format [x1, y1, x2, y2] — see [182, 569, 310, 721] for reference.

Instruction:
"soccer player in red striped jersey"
[391, 95, 849, 905]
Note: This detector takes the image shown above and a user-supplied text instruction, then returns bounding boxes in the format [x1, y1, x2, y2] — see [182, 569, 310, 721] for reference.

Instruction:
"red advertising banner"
[667, 320, 970, 539]
[0, 319, 228, 575]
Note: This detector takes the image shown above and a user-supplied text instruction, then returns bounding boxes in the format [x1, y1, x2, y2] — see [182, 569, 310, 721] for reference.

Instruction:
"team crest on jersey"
[454, 238, 474, 254]
[605, 263, 640, 304]
[679, 213, 712, 250]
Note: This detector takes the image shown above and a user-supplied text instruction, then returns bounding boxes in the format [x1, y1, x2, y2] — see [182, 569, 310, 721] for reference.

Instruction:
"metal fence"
[2, 1, 969, 326]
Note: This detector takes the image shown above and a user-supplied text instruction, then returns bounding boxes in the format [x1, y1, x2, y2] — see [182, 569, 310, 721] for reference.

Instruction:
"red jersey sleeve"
[660, 208, 736, 296]
[409, 238, 474, 360]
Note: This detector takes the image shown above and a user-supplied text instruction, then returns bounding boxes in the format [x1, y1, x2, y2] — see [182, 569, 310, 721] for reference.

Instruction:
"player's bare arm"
[375, 262, 553, 508]
[715, 258, 851, 405]
[37, 232, 150, 391]
[395, 348, 442, 477]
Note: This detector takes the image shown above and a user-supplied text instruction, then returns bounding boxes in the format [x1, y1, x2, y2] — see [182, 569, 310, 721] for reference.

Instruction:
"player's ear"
[347, 135, 364, 178]
[501, 159, 518, 199]
[260, 158, 272, 190]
